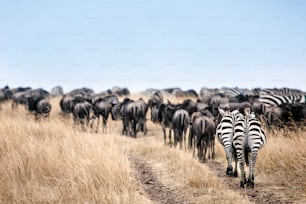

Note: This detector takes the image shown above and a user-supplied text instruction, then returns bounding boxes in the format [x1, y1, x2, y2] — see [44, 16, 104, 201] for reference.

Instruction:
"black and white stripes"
[259, 89, 306, 107]
[233, 112, 267, 188]
[216, 109, 243, 177]
[217, 108, 266, 188]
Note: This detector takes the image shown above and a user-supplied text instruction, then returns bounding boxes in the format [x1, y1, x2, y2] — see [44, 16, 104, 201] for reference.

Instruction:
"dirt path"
[130, 154, 296, 204]
[206, 160, 293, 204]
[129, 156, 194, 204]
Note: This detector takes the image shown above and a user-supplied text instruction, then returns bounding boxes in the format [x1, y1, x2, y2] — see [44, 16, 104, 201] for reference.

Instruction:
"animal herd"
[0, 85, 305, 188]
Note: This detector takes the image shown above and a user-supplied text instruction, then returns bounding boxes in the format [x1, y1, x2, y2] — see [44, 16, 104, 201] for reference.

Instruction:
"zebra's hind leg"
[233, 160, 238, 177]
[247, 175, 255, 188]
[226, 150, 234, 176]
[226, 166, 233, 176]
[233, 150, 238, 177]
[239, 164, 247, 188]
[237, 152, 246, 188]
[247, 151, 257, 188]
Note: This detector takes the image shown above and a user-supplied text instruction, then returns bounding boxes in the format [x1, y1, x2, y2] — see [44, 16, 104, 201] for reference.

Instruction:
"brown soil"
[130, 152, 300, 204]
[206, 160, 294, 204]
[129, 156, 194, 204]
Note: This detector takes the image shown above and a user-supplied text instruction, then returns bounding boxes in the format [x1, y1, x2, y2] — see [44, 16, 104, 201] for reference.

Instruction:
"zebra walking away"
[216, 109, 244, 177]
[233, 111, 267, 188]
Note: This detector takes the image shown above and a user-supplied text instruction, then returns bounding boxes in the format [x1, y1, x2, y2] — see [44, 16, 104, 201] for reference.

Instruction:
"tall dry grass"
[256, 128, 306, 200]
[0, 95, 305, 203]
[0, 100, 151, 203]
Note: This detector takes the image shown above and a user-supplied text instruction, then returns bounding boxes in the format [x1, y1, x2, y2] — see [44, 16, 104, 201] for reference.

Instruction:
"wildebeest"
[35, 99, 52, 118]
[180, 99, 198, 116]
[148, 94, 163, 124]
[111, 87, 130, 96]
[158, 103, 180, 146]
[92, 95, 119, 132]
[69, 87, 94, 97]
[150, 103, 161, 124]
[189, 111, 204, 149]
[111, 98, 134, 135]
[171, 109, 190, 149]
[192, 116, 216, 162]
[93, 100, 112, 132]
[60, 95, 75, 114]
[51, 86, 64, 97]
[11, 89, 32, 108]
[25, 94, 52, 120]
[72, 101, 94, 129]
[265, 103, 306, 128]
[125, 98, 148, 137]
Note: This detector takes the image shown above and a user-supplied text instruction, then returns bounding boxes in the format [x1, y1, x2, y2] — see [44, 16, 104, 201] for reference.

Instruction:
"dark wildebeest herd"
[0, 85, 305, 188]
[0, 86, 52, 120]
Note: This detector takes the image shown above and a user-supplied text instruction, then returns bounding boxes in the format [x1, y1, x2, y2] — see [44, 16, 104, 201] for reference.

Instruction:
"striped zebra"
[220, 87, 242, 98]
[216, 109, 244, 177]
[261, 87, 304, 95]
[233, 111, 267, 188]
[259, 92, 305, 107]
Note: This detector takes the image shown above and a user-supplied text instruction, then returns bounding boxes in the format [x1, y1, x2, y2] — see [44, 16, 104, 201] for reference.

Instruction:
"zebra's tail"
[244, 148, 249, 166]
[243, 134, 250, 166]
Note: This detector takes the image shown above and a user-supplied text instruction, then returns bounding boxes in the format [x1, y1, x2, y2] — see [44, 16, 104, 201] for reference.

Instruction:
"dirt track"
[129, 156, 193, 204]
[129, 152, 296, 204]
[206, 160, 293, 204]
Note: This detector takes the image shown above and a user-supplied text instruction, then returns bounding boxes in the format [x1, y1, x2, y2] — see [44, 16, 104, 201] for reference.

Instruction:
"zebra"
[233, 111, 267, 188]
[259, 92, 305, 107]
[260, 87, 304, 96]
[220, 87, 242, 98]
[216, 108, 244, 177]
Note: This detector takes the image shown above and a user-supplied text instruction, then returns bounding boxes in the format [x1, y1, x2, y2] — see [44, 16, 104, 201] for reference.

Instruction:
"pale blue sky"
[0, 0, 305, 93]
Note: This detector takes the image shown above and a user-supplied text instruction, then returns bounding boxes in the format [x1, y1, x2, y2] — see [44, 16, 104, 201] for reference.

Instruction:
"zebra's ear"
[218, 108, 225, 117]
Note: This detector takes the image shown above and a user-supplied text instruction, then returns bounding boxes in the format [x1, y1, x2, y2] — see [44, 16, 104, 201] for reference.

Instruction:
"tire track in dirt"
[129, 156, 194, 204]
[206, 160, 293, 204]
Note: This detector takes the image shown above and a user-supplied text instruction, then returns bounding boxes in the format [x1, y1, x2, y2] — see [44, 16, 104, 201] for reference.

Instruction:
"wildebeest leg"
[139, 119, 147, 136]
[35, 113, 39, 121]
[168, 129, 172, 147]
[122, 120, 125, 135]
[163, 128, 167, 145]
[203, 139, 208, 162]
[80, 119, 85, 130]
[128, 120, 132, 136]
[183, 129, 187, 150]
[198, 138, 204, 162]
[188, 129, 193, 149]
[211, 135, 215, 159]
[131, 120, 137, 137]
[208, 137, 213, 159]
[143, 120, 148, 136]
[193, 133, 196, 157]
[122, 117, 128, 135]
[180, 131, 183, 150]
[96, 115, 100, 133]
[102, 115, 107, 133]
[173, 129, 177, 148]
[11, 101, 16, 109]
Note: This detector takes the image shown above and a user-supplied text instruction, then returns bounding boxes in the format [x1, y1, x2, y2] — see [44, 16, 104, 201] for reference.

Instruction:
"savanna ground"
[0, 95, 305, 203]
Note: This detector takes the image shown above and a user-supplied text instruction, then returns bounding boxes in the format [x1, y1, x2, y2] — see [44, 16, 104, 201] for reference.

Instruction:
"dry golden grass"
[0, 99, 151, 203]
[0, 96, 305, 203]
[256, 128, 306, 200]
